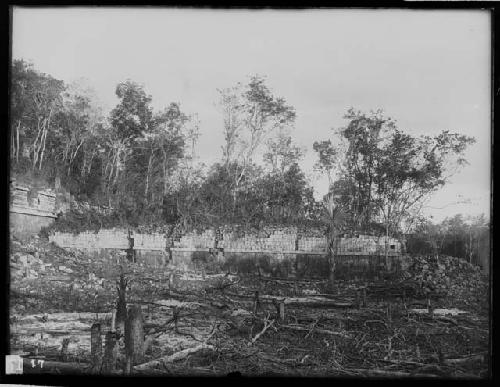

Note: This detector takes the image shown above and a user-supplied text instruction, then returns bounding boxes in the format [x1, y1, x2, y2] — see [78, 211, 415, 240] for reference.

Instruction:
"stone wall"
[10, 180, 56, 239]
[10, 212, 55, 240]
[49, 227, 402, 255]
[48, 227, 404, 279]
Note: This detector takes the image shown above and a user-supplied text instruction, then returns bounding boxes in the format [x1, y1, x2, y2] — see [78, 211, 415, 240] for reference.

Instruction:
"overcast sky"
[11, 7, 491, 222]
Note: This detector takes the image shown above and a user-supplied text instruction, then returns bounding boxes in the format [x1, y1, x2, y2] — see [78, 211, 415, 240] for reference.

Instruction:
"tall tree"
[110, 80, 153, 140]
[10, 59, 65, 171]
[322, 191, 348, 287]
[332, 109, 475, 242]
[313, 139, 340, 188]
[52, 79, 104, 180]
[217, 75, 296, 213]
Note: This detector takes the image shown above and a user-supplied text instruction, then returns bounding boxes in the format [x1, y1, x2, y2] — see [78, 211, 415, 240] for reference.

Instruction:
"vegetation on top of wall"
[12, 60, 480, 245]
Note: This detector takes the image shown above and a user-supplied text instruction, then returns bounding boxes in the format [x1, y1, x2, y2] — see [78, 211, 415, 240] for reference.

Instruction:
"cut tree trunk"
[102, 331, 118, 374]
[124, 305, 144, 373]
[90, 323, 102, 373]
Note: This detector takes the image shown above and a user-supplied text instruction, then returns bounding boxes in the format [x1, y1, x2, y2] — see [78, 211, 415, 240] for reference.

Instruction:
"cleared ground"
[9, 236, 489, 378]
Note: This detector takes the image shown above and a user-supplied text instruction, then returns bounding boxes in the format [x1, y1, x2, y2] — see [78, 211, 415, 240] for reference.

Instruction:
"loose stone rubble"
[406, 254, 488, 308]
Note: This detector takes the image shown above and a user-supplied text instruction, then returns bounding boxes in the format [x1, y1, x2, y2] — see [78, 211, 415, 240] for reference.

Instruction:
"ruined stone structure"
[49, 227, 405, 279]
[10, 179, 57, 239]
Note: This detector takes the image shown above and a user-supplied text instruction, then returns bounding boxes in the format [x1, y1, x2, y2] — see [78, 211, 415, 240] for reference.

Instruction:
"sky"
[11, 7, 492, 222]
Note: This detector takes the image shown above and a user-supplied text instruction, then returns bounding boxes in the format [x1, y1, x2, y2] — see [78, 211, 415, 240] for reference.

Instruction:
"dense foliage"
[314, 109, 476, 238]
[11, 60, 481, 238]
[406, 214, 489, 267]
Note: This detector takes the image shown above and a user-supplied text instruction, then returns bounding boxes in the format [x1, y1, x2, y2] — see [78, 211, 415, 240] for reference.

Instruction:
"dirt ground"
[9, 236, 490, 378]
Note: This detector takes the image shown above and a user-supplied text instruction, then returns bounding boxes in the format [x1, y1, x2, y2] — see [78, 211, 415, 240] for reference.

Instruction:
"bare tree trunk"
[161, 149, 168, 197]
[38, 125, 47, 170]
[32, 118, 43, 169]
[385, 223, 389, 270]
[39, 107, 54, 170]
[70, 140, 84, 165]
[145, 151, 153, 198]
[16, 121, 20, 163]
[87, 151, 95, 175]
[81, 154, 87, 177]
[328, 228, 338, 288]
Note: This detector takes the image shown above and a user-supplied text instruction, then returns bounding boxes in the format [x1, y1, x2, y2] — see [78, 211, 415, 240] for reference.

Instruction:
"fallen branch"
[133, 343, 214, 371]
[352, 368, 440, 378]
[225, 293, 353, 308]
[279, 324, 351, 339]
[134, 321, 219, 372]
[444, 354, 485, 365]
[249, 314, 275, 345]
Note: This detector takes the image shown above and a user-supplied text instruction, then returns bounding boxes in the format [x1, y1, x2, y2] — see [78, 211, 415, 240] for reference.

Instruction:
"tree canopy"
[10, 61, 479, 235]
[315, 109, 476, 237]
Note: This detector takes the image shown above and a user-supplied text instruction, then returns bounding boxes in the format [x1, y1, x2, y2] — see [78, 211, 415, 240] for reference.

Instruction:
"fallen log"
[257, 276, 325, 283]
[225, 293, 353, 308]
[444, 354, 485, 365]
[355, 369, 440, 378]
[279, 324, 351, 339]
[134, 321, 219, 372]
[14, 312, 113, 322]
[133, 343, 215, 371]
[43, 276, 72, 281]
[282, 298, 353, 308]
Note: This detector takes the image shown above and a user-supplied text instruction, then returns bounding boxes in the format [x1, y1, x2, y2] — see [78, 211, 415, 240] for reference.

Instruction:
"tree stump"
[172, 306, 180, 333]
[102, 331, 118, 374]
[272, 298, 285, 320]
[116, 274, 128, 336]
[59, 338, 70, 362]
[90, 323, 102, 373]
[253, 291, 261, 314]
[124, 305, 144, 374]
[279, 301, 285, 321]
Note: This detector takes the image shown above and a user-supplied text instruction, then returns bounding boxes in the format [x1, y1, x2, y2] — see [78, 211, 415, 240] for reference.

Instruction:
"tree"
[218, 85, 244, 168]
[332, 108, 475, 244]
[52, 79, 105, 181]
[313, 139, 340, 188]
[322, 191, 348, 287]
[10, 59, 65, 172]
[406, 213, 489, 268]
[217, 75, 296, 214]
[263, 129, 304, 175]
[102, 81, 188, 219]
[110, 80, 153, 140]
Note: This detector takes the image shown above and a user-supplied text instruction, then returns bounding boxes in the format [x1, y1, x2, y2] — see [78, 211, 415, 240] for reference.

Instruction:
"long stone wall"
[49, 227, 402, 255]
[48, 227, 405, 279]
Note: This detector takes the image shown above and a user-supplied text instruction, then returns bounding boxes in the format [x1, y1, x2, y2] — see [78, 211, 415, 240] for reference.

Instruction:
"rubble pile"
[407, 254, 488, 306]
[11, 237, 101, 283]
[9, 235, 214, 313]
[9, 237, 128, 313]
